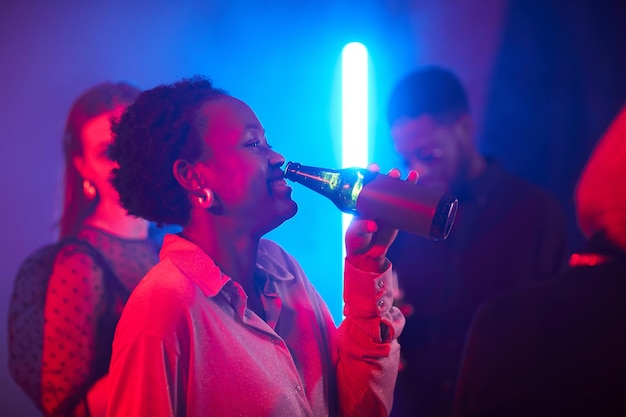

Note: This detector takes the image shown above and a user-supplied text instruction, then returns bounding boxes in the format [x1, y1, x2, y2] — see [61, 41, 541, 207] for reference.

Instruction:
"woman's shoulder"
[117, 259, 202, 336]
[12, 241, 83, 298]
[51, 238, 105, 269]
[130, 258, 198, 303]
[43, 239, 115, 296]
[74, 226, 159, 288]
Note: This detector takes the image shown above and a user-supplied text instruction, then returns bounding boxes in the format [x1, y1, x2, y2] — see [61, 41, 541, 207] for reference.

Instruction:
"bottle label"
[355, 174, 446, 238]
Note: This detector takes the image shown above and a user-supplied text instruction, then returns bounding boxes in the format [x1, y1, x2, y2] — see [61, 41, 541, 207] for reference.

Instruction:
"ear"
[73, 155, 89, 179]
[172, 159, 202, 193]
[454, 114, 475, 144]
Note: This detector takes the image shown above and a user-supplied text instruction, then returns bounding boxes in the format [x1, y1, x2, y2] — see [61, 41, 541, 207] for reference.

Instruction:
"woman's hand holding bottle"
[345, 164, 419, 273]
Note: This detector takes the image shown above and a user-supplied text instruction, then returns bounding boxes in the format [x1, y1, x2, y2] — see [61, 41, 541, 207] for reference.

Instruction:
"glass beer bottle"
[283, 162, 458, 240]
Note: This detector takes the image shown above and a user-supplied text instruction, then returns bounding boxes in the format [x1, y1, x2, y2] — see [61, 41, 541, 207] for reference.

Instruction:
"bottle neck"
[283, 162, 367, 213]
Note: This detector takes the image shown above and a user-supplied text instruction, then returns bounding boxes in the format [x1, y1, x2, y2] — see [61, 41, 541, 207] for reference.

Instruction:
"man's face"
[390, 114, 468, 192]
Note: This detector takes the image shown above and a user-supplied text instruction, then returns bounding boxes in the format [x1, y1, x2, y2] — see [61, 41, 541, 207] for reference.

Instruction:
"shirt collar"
[256, 239, 296, 283]
[159, 234, 295, 299]
[159, 234, 229, 298]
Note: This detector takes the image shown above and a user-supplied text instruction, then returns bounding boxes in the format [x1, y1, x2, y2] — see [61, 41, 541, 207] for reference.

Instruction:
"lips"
[267, 170, 287, 186]
[267, 172, 291, 193]
[269, 177, 288, 187]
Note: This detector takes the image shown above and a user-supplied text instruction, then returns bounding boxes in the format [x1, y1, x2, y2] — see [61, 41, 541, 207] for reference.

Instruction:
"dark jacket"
[454, 233, 626, 417]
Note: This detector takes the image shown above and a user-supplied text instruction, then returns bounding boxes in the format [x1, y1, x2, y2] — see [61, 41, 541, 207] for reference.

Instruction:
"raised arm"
[334, 167, 416, 416]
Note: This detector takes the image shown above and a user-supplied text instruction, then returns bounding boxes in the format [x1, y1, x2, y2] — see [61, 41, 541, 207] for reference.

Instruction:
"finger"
[348, 218, 378, 236]
[386, 167, 402, 179]
[364, 219, 378, 233]
[345, 217, 378, 255]
[366, 162, 381, 173]
[345, 217, 377, 247]
[407, 169, 419, 183]
[373, 224, 398, 248]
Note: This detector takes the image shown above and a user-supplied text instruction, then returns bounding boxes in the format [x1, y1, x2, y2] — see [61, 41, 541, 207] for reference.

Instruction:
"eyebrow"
[244, 123, 265, 130]
[244, 123, 264, 132]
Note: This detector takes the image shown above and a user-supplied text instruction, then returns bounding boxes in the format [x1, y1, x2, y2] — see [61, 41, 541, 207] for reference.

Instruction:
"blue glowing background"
[1, 1, 624, 415]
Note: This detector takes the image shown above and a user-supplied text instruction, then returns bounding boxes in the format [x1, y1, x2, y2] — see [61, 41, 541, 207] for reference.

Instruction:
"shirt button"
[295, 385, 302, 393]
[272, 339, 281, 345]
[377, 299, 385, 308]
[376, 280, 385, 290]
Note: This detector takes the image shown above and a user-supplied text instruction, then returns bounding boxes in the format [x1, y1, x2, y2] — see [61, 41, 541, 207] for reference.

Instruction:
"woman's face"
[194, 96, 297, 235]
[74, 107, 124, 208]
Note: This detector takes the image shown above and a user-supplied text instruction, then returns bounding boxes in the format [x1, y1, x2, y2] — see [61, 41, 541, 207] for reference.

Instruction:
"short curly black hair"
[108, 76, 227, 226]
[387, 66, 469, 127]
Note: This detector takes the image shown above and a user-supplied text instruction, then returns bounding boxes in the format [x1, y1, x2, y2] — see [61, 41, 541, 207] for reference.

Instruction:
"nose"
[269, 149, 286, 168]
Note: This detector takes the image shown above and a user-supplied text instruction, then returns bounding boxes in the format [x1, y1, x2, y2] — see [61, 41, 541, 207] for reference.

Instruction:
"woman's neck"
[181, 217, 260, 290]
[84, 202, 149, 239]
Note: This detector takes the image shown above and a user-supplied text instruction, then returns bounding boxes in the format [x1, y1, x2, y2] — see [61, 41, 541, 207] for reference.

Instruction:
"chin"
[274, 201, 298, 227]
[256, 202, 299, 236]
[286, 200, 298, 218]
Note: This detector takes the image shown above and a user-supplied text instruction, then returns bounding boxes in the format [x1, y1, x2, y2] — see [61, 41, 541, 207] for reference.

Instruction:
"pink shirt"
[107, 235, 404, 417]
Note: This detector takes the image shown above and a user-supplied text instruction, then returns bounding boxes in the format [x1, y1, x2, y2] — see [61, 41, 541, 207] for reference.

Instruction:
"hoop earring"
[82, 180, 97, 200]
[197, 188, 214, 209]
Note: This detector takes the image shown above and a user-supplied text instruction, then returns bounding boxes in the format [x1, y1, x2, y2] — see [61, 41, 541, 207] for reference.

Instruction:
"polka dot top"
[41, 225, 159, 416]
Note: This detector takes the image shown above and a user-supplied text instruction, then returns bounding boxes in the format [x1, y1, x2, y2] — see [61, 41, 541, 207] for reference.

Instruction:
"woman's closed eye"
[247, 138, 273, 149]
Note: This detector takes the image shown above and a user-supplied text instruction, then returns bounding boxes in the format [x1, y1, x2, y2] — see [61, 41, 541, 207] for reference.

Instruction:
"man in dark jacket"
[386, 66, 569, 417]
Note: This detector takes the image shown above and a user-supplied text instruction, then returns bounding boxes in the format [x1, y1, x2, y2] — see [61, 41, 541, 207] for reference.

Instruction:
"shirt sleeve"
[107, 334, 181, 417]
[41, 244, 108, 416]
[335, 258, 405, 417]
